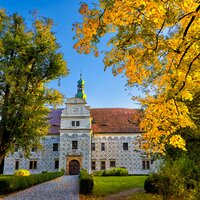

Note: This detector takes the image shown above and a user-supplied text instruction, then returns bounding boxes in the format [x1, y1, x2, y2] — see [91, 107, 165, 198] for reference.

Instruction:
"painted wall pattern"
[3, 136, 60, 174]
[91, 135, 156, 174]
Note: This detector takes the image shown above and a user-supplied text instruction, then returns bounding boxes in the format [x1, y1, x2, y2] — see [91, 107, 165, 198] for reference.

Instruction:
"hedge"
[0, 171, 64, 195]
[79, 169, 94, 194]
[93, 167, 128, 176]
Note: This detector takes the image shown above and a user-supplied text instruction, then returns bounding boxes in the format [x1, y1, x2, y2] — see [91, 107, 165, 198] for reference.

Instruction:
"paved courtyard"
[3, 175, 79, 200]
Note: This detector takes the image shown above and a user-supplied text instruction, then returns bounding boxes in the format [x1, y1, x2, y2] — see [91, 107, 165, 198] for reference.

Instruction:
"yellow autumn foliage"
[74, 0, 200, 153]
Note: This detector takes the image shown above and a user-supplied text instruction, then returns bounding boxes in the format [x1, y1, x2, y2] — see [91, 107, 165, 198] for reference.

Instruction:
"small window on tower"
[72, 141, 78, 149]
[72, 121, 80, 127]
[72, 121, 75, 126]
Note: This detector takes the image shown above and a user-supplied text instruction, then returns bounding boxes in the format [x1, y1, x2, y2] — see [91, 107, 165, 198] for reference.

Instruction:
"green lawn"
[92, 176, 147, 197]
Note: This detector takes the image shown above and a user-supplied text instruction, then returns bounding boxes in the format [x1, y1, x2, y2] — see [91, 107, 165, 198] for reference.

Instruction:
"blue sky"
[0, 0, 140, 108]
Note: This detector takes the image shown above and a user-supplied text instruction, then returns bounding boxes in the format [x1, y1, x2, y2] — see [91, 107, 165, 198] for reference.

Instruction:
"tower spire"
[75, 74, 87, 100]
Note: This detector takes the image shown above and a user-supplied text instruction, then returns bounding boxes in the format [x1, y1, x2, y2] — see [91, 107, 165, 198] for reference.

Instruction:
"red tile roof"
[48, 108, 143, 134]
[90, 108, 142, 133]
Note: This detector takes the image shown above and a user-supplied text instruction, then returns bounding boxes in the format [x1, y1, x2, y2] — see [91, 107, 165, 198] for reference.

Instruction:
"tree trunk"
[0, 150, 6, 164]
[0, 151, 6, 174]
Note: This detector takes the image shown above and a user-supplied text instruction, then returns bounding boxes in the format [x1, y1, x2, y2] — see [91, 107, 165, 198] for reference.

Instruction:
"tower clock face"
[73, 108, 78, 113]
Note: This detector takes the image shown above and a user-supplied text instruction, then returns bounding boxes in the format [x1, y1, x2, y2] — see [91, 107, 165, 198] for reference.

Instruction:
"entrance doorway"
[69, 160, 80, 175]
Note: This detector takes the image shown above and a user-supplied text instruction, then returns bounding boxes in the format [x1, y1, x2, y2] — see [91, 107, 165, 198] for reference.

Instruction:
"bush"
[79, 169, 94, 194]
[59, 168, 65, 174]
[92, 170, 103, 176]
[144, 174, 159, 194]
[14, 169, 30, 176]
[0, 171, 64, 195]
[93, 168, 128, 176]
[144, 173, 170, 195]
[144, 157, 200, 200]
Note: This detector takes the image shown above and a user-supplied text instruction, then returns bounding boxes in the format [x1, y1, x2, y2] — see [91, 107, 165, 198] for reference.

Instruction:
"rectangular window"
[72, 121, 80, 127]
[15, 160, 19, 170]
[110, 160, 116, 167]
[146, 161, 150, 169]
[142, 160, 146, 169]
[101, 161, 106, 170]
[31, 147, 37, 152]
[101, 143, 105, 151]
[72, 121, 75, 126]
[54, 159, 59, 169]
[53, 143, 59, 151]
[123, 143, 128, 150]
[142, 160, 150, 170]
[14, 145, 19, 152]
[29, 160, 37, 170]
[91, 143, 95, 151]
[72, 141, 78, 149]
[92, 161, 96, 170]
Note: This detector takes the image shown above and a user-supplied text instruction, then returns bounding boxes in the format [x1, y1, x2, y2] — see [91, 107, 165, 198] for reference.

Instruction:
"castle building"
[3, 76, 157, 175]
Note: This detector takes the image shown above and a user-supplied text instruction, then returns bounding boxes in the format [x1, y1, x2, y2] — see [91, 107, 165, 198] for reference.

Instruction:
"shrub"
[144, 157, 200, 200]
[92, 170, 103, 176]
[0, 171, 64, 195]
[79, 169, 94, 194]
[93, 168, 128, 176]
[144, 173, 170, 196]
[14, 169, 30, 177]
[144, 174, 159, 194]
[59, 168, 65, 174]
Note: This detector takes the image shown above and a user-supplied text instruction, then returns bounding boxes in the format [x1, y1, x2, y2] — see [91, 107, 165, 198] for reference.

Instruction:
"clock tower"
[59, 77, 91, 174]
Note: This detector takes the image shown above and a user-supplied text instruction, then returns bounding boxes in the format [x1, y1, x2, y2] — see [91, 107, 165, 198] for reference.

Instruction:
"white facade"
[91, 134, 151, 174]
[3, 97, 156, 175]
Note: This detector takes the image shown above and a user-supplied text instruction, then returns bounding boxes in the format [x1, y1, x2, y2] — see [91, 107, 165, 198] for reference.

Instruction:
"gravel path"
[3, 175, 79, 200]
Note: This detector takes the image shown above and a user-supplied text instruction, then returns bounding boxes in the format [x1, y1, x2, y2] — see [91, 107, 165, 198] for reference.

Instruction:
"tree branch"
[176, 42, 193, 69]
[154, 20, 165, 51]
[175, 53, 200, 95]
[183, 4, 200, 39]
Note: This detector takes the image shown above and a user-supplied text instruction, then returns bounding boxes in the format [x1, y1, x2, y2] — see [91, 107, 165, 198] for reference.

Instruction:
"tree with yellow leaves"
[74, 0, 200, 154]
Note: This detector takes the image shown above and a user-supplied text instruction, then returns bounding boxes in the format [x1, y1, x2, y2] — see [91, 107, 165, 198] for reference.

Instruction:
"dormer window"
[72, 121, 80, 127]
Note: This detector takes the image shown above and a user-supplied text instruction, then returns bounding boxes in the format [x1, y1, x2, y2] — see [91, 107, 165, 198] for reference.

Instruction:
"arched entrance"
[69, 160, 80, 175]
